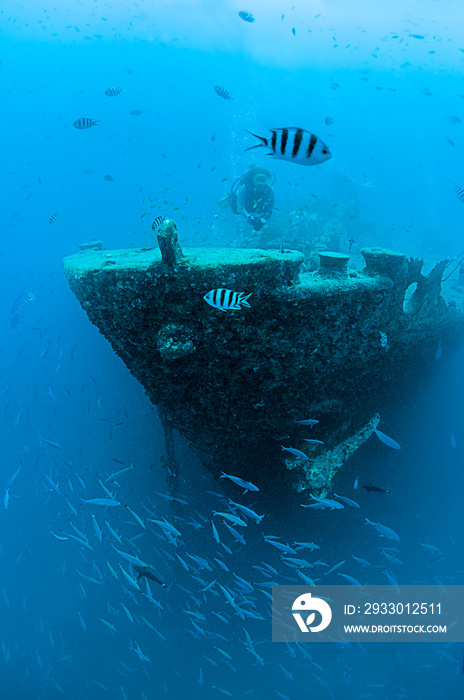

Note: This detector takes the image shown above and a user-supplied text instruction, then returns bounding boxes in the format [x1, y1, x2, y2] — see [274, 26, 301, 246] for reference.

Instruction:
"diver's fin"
[218, 196, 231, 209]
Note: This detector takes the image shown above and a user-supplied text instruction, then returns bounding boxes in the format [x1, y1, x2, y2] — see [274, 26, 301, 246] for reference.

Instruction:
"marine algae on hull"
[64, 229, 464, 495]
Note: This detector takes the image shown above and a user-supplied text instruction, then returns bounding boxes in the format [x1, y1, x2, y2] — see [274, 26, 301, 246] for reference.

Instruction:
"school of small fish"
[2, 4, 462, 700]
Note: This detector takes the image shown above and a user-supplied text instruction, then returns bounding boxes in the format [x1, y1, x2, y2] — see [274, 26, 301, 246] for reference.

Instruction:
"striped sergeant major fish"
[151, 216, 166, 231]
[214, 85, 233, 101]
[49, 212, 59, 224]
[105, 87, 124, 96]
[379, 331, 388, 347]
[455, 183, 464, 204]
[73, 118, 100, 129]
[238, 10, 255, 22]
[203, 288, 252, 311]
[245, 127, 332, 166]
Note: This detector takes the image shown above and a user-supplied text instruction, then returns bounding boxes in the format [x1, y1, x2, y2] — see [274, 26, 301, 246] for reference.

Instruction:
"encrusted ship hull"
[63, 225, 464, 493]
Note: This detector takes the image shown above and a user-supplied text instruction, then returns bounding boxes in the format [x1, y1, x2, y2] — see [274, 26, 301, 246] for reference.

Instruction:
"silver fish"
[365, 517, 401, 542]
[121, 602, 134, 623]
[245, 127, 331, 166]
[297, 571, 316, 586]
[324, 559, 346, 575]
[263, 538, 297, 555]
[98, 617, 117, 633]
[213, 511, 247, 527]
[282, 557, 313, 568]
[223, 521, 246, 544]
[303, 494, 344, 510]
[383, 568, 400, 592]
[382, 549, 404, 566]
[371, 423, 401, 450]
[82, 498, 120, 507]
[91, 514, 102, 543]
[220, 472, 259, 492]
[211, 520, 220, 544]
[126, 505, 145, 529]
[338, 573, 362, 586]
[41, 471, 61, 494]
[43, 439, 62, 449]
[186, 553, 213, 571]
[203, 288, 252, 311]
[227, 500, 264, 523]
[147, 518, 181, 537]
[119, 564, 140, 590]
[294, 541, 320, 551]
[104, 463, 135, 482]
[112, 546, 148, 569]
[333, 493, 360, 508]
[105, 522, 122, 545]
[281, 445, 309, 461]
[6, 466, 21, 487]
[351, 555, 372, 567]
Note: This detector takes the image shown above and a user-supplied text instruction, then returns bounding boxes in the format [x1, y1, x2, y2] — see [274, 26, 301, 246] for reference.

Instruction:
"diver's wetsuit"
[229, 170, 275, 231]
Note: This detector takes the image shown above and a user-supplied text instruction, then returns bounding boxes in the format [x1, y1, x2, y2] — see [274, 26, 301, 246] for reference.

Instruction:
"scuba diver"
[219, 165, 276, 231]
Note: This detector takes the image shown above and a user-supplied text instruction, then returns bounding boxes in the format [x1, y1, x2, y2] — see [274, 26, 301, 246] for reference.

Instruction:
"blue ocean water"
[1, 1, 464, 698]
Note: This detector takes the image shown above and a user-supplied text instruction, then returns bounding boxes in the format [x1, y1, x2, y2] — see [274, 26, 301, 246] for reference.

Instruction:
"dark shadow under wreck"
[63, 221, 464, 494]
